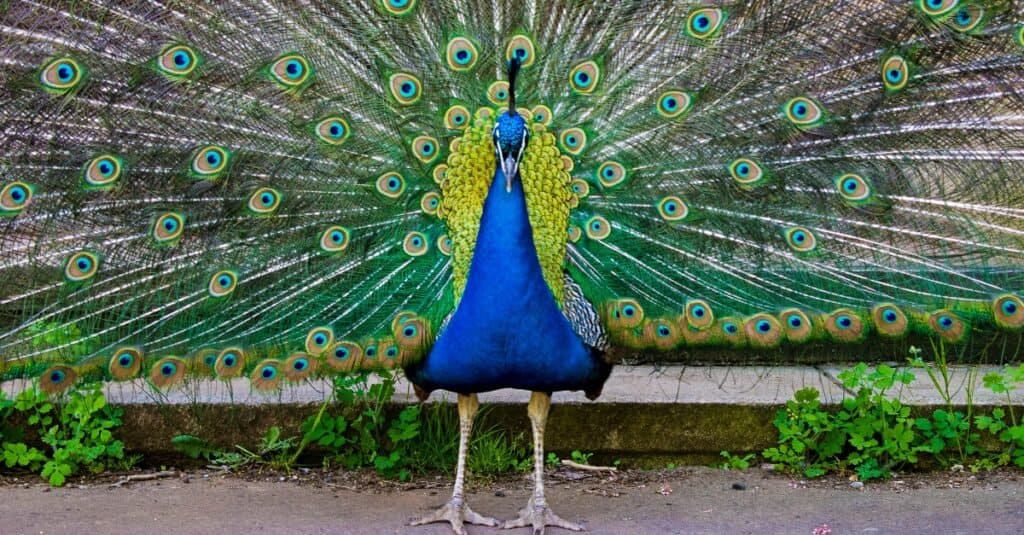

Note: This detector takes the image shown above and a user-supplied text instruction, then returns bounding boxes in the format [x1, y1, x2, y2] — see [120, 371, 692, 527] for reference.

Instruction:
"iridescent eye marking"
[376, 172, 406, 198]
[569, 61, 600, 94]
[83, 155, 124, 189]
[315, 116, 350, 145]
[596, 161, 626, 187]
[157, 44, 201, 78]
[403, 231, 429, 256]
[389, 73, 422, 105]
[320, 226, 351, 253]
[208, 270, 238, 297]
[2, 181, 33, 215]
[190, 145, 231, 179]
[379, 0, 417, 16]
[585, 216, 611, 240]
[64, 251, 100, 282]
[268, 54, 313, 90]
[505, 34, 536, 68]
[686, 8, 727, 40]
[152, 212, 185, 245]
[881, 55, 909, 92]
[39, 57, 87, 94]
[783, 96, 826, 129]
[657, 91, 694, 118]
[446, 37, 479, 71]
[657, 196, 688, 221]
[247, 187, 281, 215]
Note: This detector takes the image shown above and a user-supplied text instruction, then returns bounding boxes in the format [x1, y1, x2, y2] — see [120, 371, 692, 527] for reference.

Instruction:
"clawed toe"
[502, 500, 584, 534]
[411, 500, 500, 535]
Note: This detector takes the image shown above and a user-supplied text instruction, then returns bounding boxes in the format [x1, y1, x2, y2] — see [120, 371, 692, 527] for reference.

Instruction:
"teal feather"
[0, 0, 1018, 392]
[0, 0, 1020, 380]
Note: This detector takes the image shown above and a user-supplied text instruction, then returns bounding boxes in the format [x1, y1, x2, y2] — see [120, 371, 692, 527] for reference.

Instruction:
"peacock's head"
[493, 57, 528, 192]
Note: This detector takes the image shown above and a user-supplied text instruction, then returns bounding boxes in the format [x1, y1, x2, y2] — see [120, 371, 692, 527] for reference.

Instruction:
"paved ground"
[2, 467, 1022, 535]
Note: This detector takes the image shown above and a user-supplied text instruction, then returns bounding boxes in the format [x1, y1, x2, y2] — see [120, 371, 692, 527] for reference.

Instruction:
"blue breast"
[406, 167, 608, 395]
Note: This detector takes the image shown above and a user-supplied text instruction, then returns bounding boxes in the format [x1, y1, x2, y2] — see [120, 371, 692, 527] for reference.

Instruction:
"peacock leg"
[411, 393, 499, 535]
[503, 391, 584, 534]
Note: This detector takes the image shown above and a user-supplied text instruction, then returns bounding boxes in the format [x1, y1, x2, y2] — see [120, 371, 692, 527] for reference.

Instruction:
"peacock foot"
[410, 499, 500, 535]
[502, 497, 584, 534]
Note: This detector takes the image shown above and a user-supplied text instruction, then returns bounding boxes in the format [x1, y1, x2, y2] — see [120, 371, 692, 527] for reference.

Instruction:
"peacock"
[2, 0, 1024, 532]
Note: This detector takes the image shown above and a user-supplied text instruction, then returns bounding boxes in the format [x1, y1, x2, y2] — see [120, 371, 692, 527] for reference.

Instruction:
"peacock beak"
[501, 155, 518, 192]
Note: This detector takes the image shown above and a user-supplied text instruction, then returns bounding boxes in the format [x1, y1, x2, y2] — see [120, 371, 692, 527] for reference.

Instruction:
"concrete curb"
[3, 365, 1021, 463]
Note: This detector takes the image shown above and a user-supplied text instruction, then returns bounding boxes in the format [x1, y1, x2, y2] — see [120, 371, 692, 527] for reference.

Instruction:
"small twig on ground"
[108, 470, 178, 489]
[561, 459, 617, 472]
[324, 482, 359, 491]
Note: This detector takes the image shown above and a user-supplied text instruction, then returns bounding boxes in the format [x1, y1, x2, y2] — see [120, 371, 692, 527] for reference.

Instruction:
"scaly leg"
[411, 393, 500, 535]
[503, 392, 584, 534]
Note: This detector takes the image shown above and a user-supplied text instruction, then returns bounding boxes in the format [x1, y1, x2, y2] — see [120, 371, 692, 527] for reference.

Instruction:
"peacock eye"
[585, 216, 611, 240]
[39, 57, 86, 94]
[190, 145, 230, 179]
[446, 37, 478, 70]
[488, 81, 510, 106]
[157, 44, 200, 78]
[783, 96, 826, 129]
[269, 54, 312, 88]
[412, 135, 440, 164]
[559, 128, 587, 155]
[83, 154, 124, 188]
[208, 270, 238, 297]
[152, 212, 185, 244]
[445, 105, 470, 130]
[729, 158, 765, 187]
[420, 192, 441, 215]
[686, 8, 726, 40]
[315, 116, 350, 145]
[1, 181, 33, 213]
[64, 251, 100, 282]
[881, 55, 909, 91]
[381, 0, 416, 16]
[596, 161, 626, 187]
[505, 34, 536, 67]
[656, 91, 694, 118]
[403, 231, 429, 256]
[247, 187, 281, 214]
[785, 226, 818, 253]
[657, 196, 688, 221]
[302, 327, 335, 356]
[389, 73, 422, 104]
[376, 172, 406, 198]
[569, 61, 600, 94]
[437, 235, 452, 255]
[836, 173, 872, 202]
[531, 105, 552, 126]
[950, 5, 984, 32]
[916, 0, 958, 18]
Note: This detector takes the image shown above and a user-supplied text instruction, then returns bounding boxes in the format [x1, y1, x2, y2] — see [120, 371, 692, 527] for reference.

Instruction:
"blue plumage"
[407, 166, 609, 395]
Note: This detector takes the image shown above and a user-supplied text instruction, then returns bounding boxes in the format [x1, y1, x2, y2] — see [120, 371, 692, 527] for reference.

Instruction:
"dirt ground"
[1, 466, 1022, 535]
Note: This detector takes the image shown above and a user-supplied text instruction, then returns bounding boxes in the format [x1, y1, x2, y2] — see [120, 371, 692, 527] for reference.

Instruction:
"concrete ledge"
[3, 365, 1021, 464]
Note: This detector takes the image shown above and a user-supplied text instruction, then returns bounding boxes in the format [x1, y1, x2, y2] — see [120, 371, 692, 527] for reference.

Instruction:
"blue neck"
[407, 167, 610, 395]
[460, 169, 551, 305]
